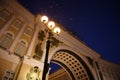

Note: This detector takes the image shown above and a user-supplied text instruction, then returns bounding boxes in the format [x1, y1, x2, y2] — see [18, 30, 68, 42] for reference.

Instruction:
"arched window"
[11, 19, 22, 30]
[14, 40, 27, 56]
[0, 32, 13, 49]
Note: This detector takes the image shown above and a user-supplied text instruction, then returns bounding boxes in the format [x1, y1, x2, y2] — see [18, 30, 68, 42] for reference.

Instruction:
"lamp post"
[40, 16, 61, 80]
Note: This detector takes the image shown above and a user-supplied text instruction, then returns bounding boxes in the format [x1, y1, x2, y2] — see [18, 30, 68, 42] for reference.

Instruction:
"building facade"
[49, 68, 71, 80]
[0, 0, 120, 80]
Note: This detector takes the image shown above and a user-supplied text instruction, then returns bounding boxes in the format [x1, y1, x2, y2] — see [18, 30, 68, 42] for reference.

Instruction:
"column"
[0, 16, 15, 36]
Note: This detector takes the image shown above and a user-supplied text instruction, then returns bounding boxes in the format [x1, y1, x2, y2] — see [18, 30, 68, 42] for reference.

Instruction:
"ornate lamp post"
[40, 16, 61, 80]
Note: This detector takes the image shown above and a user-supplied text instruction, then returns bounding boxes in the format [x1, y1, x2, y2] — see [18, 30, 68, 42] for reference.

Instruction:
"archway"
[50, 49, 95, 80]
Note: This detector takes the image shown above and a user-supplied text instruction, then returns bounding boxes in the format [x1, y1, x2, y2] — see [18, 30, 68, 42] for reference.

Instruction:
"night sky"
[18, 0, 120, 73]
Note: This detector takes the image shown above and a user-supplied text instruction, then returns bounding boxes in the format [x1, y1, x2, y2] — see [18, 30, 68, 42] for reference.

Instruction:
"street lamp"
[40, 15, 61, 80]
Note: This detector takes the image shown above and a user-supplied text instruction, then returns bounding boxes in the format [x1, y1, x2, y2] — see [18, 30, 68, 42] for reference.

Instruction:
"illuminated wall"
[0, 0, 44, 80]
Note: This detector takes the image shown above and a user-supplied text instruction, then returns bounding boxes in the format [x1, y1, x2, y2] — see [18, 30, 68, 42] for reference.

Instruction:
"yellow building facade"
[49, 68, 71, 80]
[0, 0, 120, 80]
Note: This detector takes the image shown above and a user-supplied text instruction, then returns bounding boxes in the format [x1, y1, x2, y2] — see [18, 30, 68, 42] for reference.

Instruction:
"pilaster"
[26, 24, 39, 56]
[9, 23, 27, 53]
[0, 15, 15, 36]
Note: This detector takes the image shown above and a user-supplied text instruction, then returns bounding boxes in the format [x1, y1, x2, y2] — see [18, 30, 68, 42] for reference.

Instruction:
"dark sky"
[18, 0, 120, 71]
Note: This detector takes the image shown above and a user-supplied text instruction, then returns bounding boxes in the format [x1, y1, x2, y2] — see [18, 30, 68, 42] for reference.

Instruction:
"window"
[24, 27, 33, 36]
[2, 70, 14, 80]
[0, 32, 13, 49]
[11, 19, 22, 30]
[0, 9, 10, 21]
[14, 40, 27, 56]
[0, 9, 10, 29]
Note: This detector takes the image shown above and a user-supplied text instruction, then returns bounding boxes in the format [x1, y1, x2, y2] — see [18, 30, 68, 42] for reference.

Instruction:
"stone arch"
[51, 49, 95, 80]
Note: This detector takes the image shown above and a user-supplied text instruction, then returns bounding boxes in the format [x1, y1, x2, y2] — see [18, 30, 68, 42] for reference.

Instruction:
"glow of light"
[41, 16, 48, 23]
[48, 21, 55, 30]
[53, 27, 61, 34]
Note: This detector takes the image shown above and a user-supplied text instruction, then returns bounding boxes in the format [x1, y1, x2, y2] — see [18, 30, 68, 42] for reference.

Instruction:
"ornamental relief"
[26, 66, 41, 80]
[33, 30, 45, 60]
[33, 30, 62, 60]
